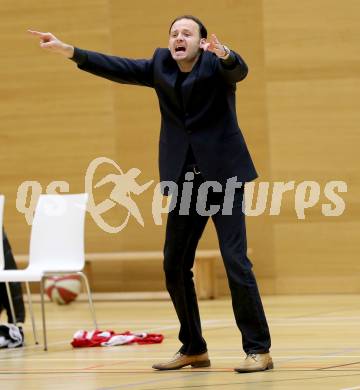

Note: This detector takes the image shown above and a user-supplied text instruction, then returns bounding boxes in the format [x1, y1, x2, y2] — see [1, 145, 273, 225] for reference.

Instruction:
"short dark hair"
[169, 15, 207, 39]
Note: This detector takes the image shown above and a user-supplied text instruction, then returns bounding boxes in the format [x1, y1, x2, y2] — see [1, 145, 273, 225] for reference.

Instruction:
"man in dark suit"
[28, 15, 272, 372]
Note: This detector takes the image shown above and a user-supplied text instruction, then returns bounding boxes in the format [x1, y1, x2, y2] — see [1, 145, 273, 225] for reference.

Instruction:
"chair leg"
[78, 272, 98, 329]
[5, 282, 17, 326]
[40, 277, 47, 351]
[25, 282, 39, 345]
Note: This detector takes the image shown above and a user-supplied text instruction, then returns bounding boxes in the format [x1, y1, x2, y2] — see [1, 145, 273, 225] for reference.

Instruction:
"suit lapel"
[162, 54, 182, 111]
[163, 55, 178, 89]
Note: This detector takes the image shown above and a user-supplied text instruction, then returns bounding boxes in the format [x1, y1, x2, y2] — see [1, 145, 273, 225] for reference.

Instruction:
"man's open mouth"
[175, 46, 186, 53]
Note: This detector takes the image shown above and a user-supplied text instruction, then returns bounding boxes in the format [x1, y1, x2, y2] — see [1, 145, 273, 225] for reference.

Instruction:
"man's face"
[169, 19, 205, 63]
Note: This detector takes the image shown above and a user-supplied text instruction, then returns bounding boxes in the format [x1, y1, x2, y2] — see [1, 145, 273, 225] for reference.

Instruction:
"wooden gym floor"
[1, 294, 360, 389]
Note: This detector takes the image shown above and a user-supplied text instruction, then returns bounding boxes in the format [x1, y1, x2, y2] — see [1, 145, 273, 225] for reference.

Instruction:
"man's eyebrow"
[170, 28, 193, 34]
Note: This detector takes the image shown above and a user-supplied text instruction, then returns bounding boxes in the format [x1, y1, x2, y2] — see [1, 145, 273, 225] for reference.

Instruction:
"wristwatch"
[219, 45, 230, 59]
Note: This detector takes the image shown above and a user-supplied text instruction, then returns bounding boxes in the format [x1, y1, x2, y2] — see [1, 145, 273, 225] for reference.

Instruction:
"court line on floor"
[1, 368, 360, 376]
[19, 315, 360, 328]
[97, 372, 210, 390]
[318, 361, 360, 370]
[131, 372, 360, 390]
[3, 355, 360, 362]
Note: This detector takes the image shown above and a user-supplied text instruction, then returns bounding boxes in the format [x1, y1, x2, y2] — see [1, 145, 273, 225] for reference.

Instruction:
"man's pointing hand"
[27, 30, 74, 58]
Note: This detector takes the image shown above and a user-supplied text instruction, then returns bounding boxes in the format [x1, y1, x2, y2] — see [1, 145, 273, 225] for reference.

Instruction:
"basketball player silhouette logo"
[85, 157, 154, 233]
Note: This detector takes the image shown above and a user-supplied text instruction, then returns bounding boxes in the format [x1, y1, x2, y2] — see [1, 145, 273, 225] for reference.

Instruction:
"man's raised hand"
[201, 34, 228, 58]
[27, 30, 74, 58]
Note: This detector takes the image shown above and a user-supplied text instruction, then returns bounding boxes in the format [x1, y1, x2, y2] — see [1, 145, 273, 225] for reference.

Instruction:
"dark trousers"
[0, 229, 25, 323]
[163, 165, 271, 355]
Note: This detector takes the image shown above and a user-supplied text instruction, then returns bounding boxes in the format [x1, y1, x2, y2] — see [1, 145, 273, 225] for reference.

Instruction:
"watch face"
[220, 46, 230, 58]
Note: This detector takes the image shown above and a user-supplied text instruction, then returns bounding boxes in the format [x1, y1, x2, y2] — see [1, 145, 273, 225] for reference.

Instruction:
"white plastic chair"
[0, 193, 97, 350]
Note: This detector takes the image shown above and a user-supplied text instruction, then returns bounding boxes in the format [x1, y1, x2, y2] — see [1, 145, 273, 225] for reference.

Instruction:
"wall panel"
[1, 0, 358, 294]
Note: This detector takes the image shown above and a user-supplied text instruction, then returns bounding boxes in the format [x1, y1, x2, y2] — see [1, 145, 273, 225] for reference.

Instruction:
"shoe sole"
[191, 359, 211, 368]
[234, 361, 274, 373]
[153, 360, 211, 370]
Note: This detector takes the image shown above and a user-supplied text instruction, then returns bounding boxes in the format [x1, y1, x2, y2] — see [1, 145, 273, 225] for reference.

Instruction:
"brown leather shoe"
[152, 351, 210, 370]
[234, 353, 273, 373]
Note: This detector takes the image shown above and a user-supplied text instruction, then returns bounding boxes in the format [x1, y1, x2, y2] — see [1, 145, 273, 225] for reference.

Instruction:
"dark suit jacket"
[72, 47, 258, 187]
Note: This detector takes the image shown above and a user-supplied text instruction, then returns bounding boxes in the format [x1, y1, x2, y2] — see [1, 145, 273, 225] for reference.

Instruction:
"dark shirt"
[175, 71, 197, 166]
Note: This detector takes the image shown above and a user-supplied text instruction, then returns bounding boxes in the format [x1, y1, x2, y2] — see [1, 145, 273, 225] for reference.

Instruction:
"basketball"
[44, 275, 82, 305]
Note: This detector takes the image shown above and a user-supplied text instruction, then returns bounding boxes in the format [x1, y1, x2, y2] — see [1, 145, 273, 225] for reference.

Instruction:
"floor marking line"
[317, 361, 360, 370]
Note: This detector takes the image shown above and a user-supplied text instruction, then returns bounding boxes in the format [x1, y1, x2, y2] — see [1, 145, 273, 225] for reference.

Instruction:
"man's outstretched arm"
[28, 30, 155, 88]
